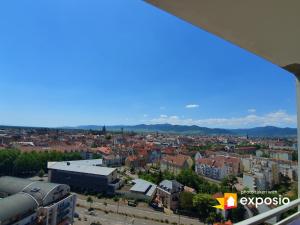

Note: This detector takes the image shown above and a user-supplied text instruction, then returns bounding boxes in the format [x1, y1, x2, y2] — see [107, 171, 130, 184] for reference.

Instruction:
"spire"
[102, 125, 106, 134]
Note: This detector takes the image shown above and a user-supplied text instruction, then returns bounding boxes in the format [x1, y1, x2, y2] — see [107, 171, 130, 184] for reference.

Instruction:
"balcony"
[143, 1, 300, 225]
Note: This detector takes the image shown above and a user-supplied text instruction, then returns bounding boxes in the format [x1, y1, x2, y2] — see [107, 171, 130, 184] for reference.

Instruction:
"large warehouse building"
[48, 159, 121, 195]
[0, 176, 76, 225]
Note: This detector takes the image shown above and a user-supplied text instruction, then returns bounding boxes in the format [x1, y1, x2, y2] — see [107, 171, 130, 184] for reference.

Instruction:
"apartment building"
[195, 155, 241, 180]
[160, 154, 193, 175]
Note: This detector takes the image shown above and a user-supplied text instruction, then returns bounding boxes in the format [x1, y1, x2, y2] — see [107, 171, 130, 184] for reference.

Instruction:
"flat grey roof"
[48, 161, 116, 176]
[146, 184, 157, 197]
[130, 179, 157, 196]
[65, 159, 103, 166]
[130, 179, 152, 193]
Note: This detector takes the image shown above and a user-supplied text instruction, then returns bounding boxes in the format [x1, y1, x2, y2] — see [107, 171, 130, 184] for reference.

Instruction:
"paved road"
[75, 206, 168, 225]
[76, 198, 203, 225]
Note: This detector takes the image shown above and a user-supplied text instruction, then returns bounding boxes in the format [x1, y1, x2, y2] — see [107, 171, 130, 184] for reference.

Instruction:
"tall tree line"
[0, 148, 82, 177]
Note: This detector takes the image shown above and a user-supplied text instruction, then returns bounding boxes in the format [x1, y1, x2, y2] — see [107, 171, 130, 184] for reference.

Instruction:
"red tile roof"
[95, 146, 112, 155]
[162, 154, 191, 167]
[214, 221, 233, 225]
[126, 155, 138, 162]
[197, 155, 240, 172]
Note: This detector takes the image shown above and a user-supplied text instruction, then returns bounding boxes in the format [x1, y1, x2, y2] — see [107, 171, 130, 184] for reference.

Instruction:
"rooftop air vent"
[31, 187, 40, 192]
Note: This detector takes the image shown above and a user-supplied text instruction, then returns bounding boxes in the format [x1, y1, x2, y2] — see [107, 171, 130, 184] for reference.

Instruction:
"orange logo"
[213, 193, 237, 210]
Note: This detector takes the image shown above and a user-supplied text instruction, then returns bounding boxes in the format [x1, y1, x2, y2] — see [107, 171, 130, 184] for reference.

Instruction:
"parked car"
[150, 202, 163, 212]
[127, 199, 137, 207]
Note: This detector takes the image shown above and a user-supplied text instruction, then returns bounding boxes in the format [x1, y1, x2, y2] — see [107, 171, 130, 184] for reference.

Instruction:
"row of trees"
[0, 148, 82, 177]
[139, 169, 237, 195]
[138, 170, 175, 185]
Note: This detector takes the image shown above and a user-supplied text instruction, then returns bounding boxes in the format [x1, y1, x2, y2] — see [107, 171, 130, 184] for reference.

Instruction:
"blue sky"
[0, 0, 296, 128]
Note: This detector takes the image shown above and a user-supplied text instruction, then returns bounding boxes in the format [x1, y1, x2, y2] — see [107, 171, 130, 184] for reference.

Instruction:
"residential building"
[95, 146, 112, 156]
[194, 152, 203, 161]
[102, 154, 123, 167]
[241, 156, 284, 188]
[128, 179, 157, 201]
[148, 149, 162, 163]
[234, 146, 257, 155]
[195, 155, 241, 180]
[243, 172, 271, 191]
[269, 150, 293, 161]
[160, 154, 193, 175]
[125, 155, 146, 169]
[155, 180, 183, 211]
[243, 173, 257, 191]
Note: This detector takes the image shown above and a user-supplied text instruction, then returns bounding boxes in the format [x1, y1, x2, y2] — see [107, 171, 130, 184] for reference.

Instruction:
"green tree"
[130, 166, 135, 174]
[176, 169, 220, 194]
[158, 170, 163, 183]
[87, 196, 93, 209]
[227, 204, 246, 223]
[292, 151, 298, 161]
[221, 175, 238, 192]
[192, 193, 216, 222]
[103, 201, 108, 211]
[4, 149, 83, 176]
[0, 149, 20, 176]
[261, 152, 270, 158]
[38, 169, 45, 178]
[176, 169, 200, 190]
[179, 192, 194, 211]
[205, 212, 223, 225]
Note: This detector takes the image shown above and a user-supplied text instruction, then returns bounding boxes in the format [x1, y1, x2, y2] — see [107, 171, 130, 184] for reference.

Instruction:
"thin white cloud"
[185, 104, 199, 109]
[160, 114, 168, 118]
[149, 110, 296, 128]
[248, 108, 256, 113]
[143, 114, 148, 118]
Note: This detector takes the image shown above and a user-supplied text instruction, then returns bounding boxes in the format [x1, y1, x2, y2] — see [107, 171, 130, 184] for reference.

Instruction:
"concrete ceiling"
[145, 0, 300, 75]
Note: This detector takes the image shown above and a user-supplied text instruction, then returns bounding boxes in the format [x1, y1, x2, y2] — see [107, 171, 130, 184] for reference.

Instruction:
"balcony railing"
[235, 198, 300, 225]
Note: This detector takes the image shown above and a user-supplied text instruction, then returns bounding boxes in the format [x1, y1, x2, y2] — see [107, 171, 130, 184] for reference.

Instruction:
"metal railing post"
[296, 76, 300, 209]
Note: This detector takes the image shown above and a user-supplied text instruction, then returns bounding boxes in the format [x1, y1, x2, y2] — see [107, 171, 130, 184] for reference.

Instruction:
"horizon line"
[0, 123, 297, 130]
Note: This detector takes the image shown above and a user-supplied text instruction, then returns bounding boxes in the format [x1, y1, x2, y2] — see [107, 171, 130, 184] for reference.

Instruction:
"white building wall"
[243, 174, 256, 191]
[42, 194, 77, 225]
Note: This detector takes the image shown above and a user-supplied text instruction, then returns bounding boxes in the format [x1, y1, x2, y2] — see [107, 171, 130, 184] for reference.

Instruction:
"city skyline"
[0, 0, 296, 128]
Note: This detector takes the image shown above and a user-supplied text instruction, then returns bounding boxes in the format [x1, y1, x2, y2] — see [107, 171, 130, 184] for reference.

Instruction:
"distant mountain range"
[75, 124, 297, 137]
[0, 124, 296, 137]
